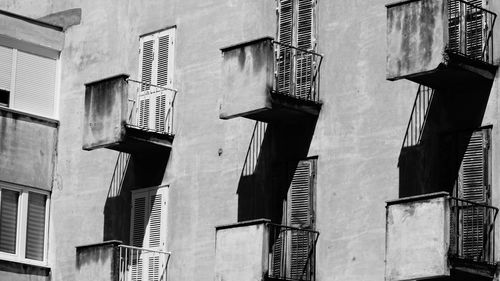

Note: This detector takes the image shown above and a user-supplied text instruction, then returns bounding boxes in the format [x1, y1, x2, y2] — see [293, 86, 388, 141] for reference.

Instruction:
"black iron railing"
[267, 223, 319, 281]
[126, 79, 177, 135]
[449, 197, 498, 263]
[402, 85, 435, 149]
[447, 0, 497, 64]
[273, 41, 323, 103]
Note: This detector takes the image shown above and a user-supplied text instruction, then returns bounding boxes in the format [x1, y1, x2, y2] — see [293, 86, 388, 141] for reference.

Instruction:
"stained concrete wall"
[386, 0, 447, 80]
[75, 241, 120, 281]
[0, 108, 58, 191]
[215, 220, 269, 281]
[0, 1, 499, 281]
[385, 193, 450, 281]
[220, 38, 274, 120]
[82, 74, 128, 150]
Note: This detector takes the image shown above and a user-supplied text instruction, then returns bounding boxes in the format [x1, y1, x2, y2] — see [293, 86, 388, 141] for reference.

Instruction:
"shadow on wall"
[237, 118, 317, 223]
[103, 152, 169, 243]
[399, 82, 492, 198]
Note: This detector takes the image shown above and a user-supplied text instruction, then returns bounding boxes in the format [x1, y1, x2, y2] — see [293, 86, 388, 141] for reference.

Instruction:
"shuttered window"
[277, 0, 316, 99]
[447, 0, 485, 60]
[0, 45, 58, 118]
[0, 185, 49, 265]
[272, 159, 316, 280]
[454, 128, 490, 259]
[131, 186, 168, 281]
[138, 29, 175, 133]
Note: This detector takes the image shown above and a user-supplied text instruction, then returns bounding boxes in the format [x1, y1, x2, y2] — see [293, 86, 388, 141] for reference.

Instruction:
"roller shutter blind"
[456, 129, 489, 259]
[14, 51, 56, 118]
[0, 46, 12, 91]
[0, 189, 19, 254]
[131, 187, 168, 281]
[25, 193, 47, 261]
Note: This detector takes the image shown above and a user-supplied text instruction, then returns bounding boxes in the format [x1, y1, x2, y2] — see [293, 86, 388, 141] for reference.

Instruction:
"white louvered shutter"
[277, 0, 293, 95]
[448, 0, 461, 54]
[456, 129, 489, 259]
[295, 0, 315, 99]
[0, 46, 12, 92]
[138, 30, 175, 133]
[0, 189, 20, 254]
[131, 187, 168, 281]
[25, 193, 47, 261]
[14, 51, 56, 118]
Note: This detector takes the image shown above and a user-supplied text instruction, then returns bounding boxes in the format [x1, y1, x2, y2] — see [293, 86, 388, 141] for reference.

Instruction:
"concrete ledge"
[386, 0, 423, 8]
[386, 191, 449, 206]
[215, 219, 271, 231]
[220, 37, 274, 52]
[0, 107, 59, 127]
[75, 240, 122, 250]
[84, 74, 130, 86]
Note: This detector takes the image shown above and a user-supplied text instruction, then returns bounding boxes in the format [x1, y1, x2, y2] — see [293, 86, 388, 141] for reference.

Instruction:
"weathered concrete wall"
[75, 241, 120, 281]
[4, 0, 500, 281]
[386, 193, 449, 281]
[215, 220, 269, 281]
[220, 38, 274, 120]
[82, 74, 128, 151]
[0, 108, 57, 191]
[0, 260, 50, 281]
[386, 0, 447, 80]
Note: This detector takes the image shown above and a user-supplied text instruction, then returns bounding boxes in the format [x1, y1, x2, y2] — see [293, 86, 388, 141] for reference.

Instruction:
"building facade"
[0, 0, 499, 281]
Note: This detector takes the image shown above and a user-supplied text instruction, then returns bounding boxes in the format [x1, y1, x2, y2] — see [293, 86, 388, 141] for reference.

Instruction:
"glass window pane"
[25, 193, 46, 261]
[0, 189, 19, 254]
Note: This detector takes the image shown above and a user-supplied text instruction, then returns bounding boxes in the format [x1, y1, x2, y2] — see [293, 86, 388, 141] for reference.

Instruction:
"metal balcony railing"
[118, 245, 171, 281]
[449, 197, 498, 264]
[274, 41, 323, 103]
[447, 0, 497, 64]
[126, 79, 177, 135]
[267, 223, 319, 281]
[402, 85, 435, 149]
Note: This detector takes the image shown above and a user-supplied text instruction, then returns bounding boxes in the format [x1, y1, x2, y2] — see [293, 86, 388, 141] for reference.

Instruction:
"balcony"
[82, 74, 175, 154]
[215, 219, 319, 281]
[386, 0, 497, 88]
[219, 37, 323, 123]
[385, 192, 498, 281]
[75, 241, 171, 281]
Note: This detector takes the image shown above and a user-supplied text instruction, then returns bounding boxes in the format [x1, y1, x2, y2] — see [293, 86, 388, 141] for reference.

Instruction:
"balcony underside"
[242, 92, 322, 123]
[104, 125, 173, 154]
[394, 53, 497, 90]
[448, 257, 497, 281]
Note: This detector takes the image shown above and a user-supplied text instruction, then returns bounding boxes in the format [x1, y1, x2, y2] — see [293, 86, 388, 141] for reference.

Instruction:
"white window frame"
[0, 181, 50, 267]
[0, 43, 59, 120]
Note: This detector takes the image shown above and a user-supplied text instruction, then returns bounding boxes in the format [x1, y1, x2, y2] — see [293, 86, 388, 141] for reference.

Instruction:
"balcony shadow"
[103, 152, 169, 243]
[399, 82, 492, 198]
[237, 117, 317, 223]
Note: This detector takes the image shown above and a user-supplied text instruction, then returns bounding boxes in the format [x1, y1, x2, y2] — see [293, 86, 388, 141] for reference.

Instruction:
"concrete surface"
[386, 192, 450, 281]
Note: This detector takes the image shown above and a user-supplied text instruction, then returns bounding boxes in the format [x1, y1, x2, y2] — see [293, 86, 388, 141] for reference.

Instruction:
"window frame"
[0, 43, 59, 120]
[0, 181, 50, 267]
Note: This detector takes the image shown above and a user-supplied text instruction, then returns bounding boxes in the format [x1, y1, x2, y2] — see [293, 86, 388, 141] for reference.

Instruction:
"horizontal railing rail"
[267, 223, 320, 281]
[447, 0, 497, 64]
[126, 79, 177, 135]
[402, 85, 435, 149]
[273, 41, 323, 103]
[118, 245, 171, 281]
[449, 196, 498, 264]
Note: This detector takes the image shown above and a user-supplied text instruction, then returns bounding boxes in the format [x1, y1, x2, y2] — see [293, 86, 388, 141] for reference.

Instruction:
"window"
[130, 186, 168, 280]
[138, 28, 175, 133]
[0, 183, 49, 265]
[0, 45, 57, 118]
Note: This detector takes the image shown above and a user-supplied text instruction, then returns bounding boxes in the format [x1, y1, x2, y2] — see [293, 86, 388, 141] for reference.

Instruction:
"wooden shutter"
[0, 46, 12, 91]
[448, 0, 461, 54]
[456, 129, 489, 259]
[14, 51, 56, 118]
[131, 187, 168, 281]
[25, 193, 47, 261]
[0, 189, 19, 254]
[465, 0, 483, 60]
[277, 0, 293, 95]
[138, 29, 175, 133]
